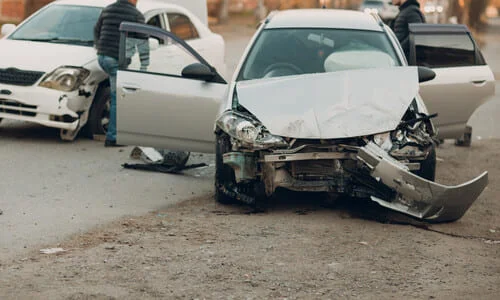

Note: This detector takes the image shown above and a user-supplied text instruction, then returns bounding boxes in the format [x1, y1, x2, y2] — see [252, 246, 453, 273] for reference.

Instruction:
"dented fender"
[358, 143, 488, 222]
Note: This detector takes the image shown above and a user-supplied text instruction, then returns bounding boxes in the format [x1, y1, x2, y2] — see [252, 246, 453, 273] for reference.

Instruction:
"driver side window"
[124, 32, 199, 77]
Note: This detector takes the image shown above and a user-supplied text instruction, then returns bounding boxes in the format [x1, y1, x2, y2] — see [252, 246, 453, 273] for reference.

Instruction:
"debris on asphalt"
[130, 146, 164, 163]
[489, 229, 496, 233]
[358, 241, 369, 246]
[40, 248, 65, 254]
[122, 162, 207, 174]
[125, 147, 204, 174]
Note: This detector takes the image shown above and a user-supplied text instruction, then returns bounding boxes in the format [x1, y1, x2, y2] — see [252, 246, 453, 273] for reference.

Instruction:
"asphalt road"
[1, 17, 499, 262]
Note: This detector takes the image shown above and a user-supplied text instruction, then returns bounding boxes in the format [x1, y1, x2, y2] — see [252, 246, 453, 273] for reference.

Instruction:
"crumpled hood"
[236, 67, 419, 139]
[0, 39, 97, 72]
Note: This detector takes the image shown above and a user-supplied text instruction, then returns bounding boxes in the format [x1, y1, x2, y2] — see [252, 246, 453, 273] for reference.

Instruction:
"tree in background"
[448, 0, 490, 30]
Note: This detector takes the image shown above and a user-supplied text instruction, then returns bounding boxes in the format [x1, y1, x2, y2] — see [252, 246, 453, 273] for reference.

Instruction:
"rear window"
[167, 13, 199, 41]
[414, 34, 478, 68]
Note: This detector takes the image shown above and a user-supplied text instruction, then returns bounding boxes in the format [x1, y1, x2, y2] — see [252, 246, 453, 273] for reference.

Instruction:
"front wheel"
[84, 85, 111, 138]
[413, 143, 437, 182]
[215, 133, 237, 204]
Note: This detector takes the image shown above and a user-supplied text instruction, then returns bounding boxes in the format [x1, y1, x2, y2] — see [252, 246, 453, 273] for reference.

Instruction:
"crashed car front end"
[0, 65, 98, 140]
[216, 68, 489, 223]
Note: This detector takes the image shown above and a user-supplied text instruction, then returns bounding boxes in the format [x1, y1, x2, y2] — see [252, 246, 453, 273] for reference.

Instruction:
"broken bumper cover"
[0, 84, 88, 131]
[358, 143, 488, 222]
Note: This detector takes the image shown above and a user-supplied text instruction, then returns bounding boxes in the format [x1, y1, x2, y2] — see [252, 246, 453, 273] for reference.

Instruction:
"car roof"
[265, 9, 383, 32]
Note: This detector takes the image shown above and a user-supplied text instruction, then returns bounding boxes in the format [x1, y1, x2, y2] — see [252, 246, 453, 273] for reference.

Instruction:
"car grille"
[0, 68, 45, 86]
[0, 99, 37, 117]
[290, 160, 340, 180]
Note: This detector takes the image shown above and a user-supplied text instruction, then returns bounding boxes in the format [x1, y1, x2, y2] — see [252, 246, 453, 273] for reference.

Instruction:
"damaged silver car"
[116, 9, 492, 222]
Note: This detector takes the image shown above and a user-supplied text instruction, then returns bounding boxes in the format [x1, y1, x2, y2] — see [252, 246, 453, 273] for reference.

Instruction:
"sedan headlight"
[39, 67, 90, 92]
[216, 111, 288, 148]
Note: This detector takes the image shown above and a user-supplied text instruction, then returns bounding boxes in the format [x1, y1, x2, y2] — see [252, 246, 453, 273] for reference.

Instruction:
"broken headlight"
[216, 111, 288, 149]
[39, 67, 90, 92]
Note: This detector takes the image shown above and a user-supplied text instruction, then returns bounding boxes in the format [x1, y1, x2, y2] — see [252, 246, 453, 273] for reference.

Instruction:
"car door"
[116, 22, 227, 153]
[408, 24, 495, 139]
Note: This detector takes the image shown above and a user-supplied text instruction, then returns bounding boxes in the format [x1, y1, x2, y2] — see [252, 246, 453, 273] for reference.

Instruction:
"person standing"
[94, 0, 148, 147]
[390, 0, 426, 61]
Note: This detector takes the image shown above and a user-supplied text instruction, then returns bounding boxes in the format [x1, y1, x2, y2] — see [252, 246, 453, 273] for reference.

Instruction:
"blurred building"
[0, 0, 51, 22]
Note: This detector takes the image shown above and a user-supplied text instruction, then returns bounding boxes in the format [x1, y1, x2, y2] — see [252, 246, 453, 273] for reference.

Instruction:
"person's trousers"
[97, 55, 119, 142]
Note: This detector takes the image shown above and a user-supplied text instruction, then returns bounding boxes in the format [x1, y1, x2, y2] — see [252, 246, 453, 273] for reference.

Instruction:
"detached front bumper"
[224, 142, 488, 222]
[358, 143, 488, 222]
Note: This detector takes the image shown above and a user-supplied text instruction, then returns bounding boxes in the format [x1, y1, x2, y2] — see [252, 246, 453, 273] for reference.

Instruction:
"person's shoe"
[104, 140, 124, 147]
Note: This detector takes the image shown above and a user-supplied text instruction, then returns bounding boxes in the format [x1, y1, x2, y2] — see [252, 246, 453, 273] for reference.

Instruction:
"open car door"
[116, 22, 227, 153]
[409, 24, 495, 140]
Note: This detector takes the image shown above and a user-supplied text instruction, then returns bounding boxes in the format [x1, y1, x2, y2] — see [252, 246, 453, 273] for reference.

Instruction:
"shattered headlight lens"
[216, 111, 288, 148]
[39, 67, 90, 92]
[235, 120, 259, 143]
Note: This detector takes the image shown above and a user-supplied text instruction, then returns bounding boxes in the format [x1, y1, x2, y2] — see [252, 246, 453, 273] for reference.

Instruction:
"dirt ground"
[0, 139, 499, 300]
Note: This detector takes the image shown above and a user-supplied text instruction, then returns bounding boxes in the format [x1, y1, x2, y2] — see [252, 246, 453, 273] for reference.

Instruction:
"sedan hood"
[236, 67, 419, 139]
[0, 39, 97, 72]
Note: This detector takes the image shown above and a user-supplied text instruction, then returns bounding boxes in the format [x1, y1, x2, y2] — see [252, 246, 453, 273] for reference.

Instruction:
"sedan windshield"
[238, 28, 401, 81]
[9, 5, 102, 46]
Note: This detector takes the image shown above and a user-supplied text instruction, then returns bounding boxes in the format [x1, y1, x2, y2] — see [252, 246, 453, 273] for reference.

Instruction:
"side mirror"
[148, 38, 159, 51]
[1, 24, 16, 37]
[181, 63, 215, 81]
[418, 66, 436, 83]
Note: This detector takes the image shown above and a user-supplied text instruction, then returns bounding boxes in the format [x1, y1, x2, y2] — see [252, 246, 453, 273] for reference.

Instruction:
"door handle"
[471, 79, 487, 86]
[122, 86, 140, 93]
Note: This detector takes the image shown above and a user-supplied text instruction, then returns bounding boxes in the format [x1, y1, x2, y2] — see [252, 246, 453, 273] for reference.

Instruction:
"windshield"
[237, 28, 401, 81]
[9, 5, 102, 46]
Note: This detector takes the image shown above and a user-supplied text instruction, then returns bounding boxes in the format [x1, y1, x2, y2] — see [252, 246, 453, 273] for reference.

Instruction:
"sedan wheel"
[85, 85, 111, 138]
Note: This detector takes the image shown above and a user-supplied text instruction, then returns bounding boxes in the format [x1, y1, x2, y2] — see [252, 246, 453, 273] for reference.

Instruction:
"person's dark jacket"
[390, 0, 425, 60]
[94, 0, 145, 60]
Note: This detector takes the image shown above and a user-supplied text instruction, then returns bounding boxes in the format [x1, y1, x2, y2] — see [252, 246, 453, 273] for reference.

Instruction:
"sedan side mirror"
[418, 66, 436, 83]
[181, 63, 215, 81]
[1, 24, 16, 37]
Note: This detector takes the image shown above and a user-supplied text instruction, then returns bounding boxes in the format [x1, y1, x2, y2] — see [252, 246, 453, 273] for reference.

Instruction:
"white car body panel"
[0, 0, 223, 140]
[117, 71, 227, 153]
[236, 68, 419, 139]
[266, 9, 383, 31]
[420, 65, 495, 138]
[0, 40, 96, 71]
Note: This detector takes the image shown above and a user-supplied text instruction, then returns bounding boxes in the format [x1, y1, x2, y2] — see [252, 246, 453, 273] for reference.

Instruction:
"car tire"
[413, 143, 437, 182]
[83, 84, 111, 138]
[215, 132, 237, 204]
